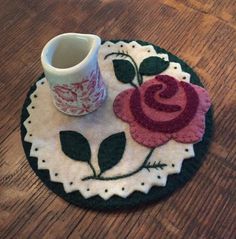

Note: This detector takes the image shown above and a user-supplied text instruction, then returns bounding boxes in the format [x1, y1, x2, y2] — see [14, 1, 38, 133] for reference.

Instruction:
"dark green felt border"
[20, 40, 213, 211]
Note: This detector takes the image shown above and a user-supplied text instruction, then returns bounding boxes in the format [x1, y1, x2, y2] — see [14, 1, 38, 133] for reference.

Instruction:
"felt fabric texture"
[60, 131, 92, 162]
[113, 75, 211, 147]
[21, 40, 213, 210]
[98, 132, 126, 175]
[139, 56, 169, 76]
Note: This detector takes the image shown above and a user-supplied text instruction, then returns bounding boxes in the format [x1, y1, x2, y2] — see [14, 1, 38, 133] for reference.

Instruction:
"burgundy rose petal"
[129, 81, 199, 133]
[156, 75, 179, 98]
[144, 84, 182, 112]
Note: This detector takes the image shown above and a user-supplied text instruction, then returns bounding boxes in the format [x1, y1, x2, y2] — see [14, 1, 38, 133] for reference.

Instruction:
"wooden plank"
[0, 0, 235, 238]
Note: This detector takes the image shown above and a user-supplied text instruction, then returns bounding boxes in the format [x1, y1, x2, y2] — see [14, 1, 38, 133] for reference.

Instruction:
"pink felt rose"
[113, 75, 211, 147]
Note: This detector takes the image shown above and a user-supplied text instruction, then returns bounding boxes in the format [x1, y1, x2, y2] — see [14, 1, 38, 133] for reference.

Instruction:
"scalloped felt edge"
[20, 40, 213, 210]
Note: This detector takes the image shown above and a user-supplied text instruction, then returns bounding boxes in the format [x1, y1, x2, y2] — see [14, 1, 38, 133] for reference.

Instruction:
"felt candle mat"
[21, 40, 213, 210]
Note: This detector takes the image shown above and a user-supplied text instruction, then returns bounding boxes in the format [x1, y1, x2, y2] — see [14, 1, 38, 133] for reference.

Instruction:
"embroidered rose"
[113, 75, 211, 147]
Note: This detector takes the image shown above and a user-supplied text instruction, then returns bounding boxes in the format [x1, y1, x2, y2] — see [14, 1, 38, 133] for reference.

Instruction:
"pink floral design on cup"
[52, 67, 106, 115]
[113, 75, 211, 147]
[53, 85, 77, 102]
[41, 33, 106, 116]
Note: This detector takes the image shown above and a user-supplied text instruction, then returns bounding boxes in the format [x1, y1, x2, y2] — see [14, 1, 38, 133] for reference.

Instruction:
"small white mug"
[41, 33, 106, 116]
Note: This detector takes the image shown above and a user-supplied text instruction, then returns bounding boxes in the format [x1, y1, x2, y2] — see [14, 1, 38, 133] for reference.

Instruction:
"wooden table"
[1, 0, 235, 238]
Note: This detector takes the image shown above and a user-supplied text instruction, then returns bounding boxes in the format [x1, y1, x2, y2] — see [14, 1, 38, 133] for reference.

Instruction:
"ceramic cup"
[41, 33, 107, 116]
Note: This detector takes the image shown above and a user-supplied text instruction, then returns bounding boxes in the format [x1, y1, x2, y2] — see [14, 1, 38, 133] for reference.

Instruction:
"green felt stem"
[130, 81, 138, 88]
[82, 148, 155, 181]
[88, 161, 97, 177]
[144, 161, 167, 172]
[104, 52, 143, 86]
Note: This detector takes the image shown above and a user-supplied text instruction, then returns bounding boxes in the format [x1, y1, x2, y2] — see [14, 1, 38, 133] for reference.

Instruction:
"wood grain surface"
[1, 0, 236, 238]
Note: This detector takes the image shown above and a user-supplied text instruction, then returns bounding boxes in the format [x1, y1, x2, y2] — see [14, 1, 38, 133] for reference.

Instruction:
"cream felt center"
[23, 41, 195, 200]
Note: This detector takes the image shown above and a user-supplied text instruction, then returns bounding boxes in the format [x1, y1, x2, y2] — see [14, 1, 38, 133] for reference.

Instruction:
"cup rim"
[41, 33, 101, 75]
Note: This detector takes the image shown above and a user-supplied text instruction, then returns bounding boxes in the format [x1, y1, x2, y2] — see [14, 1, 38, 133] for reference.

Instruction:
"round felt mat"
[21, 40, 213, 210]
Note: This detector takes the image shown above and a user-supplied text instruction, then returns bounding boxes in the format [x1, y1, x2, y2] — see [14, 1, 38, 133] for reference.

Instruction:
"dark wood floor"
[1, 0, 235, 238]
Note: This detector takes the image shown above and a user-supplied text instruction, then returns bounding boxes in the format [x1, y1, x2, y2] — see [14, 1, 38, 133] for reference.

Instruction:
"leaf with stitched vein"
[112, 59, 135, 84]
[60, 131, 91, 162]
[139, 56, 169, 76]
[98, 132, 126, 174]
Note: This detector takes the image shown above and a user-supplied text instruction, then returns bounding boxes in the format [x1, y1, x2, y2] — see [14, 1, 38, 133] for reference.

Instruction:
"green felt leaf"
[112, 59, 135, 84]
[98, 132, 126, 174]
[139, 56, 169, 76]
[60, 131, 91, 162]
